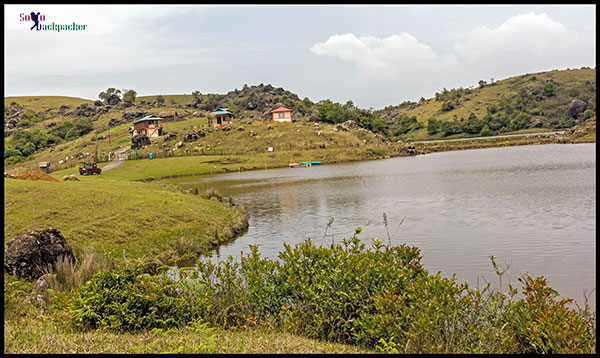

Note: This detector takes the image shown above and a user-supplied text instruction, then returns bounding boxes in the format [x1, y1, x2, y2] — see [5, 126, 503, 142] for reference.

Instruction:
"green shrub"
[501, 275, 596, 353]
[543, 82, 557, 97]
[50, 234, 595, 354]
[583, 109, 595, 119]
[65, 261, 198, 331]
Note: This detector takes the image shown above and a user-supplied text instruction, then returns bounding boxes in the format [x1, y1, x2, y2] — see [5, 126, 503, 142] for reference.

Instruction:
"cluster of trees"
[47, 118, 94, 140]
[391, 114, 423, 136]
[316, 100, 389, 135]
[98, 88, 137, 104]
[4, 129, 59, 164]
[4, 118, 94, 164]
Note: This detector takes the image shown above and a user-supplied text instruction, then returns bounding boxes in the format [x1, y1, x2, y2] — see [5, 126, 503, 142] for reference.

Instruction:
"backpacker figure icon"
[30, 12, 41, 30]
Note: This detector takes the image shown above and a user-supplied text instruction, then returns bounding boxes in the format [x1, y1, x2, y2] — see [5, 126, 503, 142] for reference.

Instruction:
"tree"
[122, 89, 137, 104]
[192, 90, 201, 102]
[156, 95, 165, 104]
[427, 118, 440, 134]
[478, 80, 487, 89]
[98, 87, 121, 105]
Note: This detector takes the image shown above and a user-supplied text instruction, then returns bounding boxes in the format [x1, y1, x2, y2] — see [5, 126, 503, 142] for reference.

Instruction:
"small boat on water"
[289, 161, 311, 168]
[289, 161, 322, 168]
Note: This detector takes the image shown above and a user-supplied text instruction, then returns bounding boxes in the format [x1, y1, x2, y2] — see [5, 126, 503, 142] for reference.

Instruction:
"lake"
[167, 143, 596, 308]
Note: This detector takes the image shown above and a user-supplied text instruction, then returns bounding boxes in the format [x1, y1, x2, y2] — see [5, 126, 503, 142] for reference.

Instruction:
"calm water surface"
[168, 143, 596, 307]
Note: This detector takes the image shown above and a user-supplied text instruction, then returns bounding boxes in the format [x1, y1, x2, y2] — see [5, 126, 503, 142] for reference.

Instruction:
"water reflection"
[168, 144, 596, 308]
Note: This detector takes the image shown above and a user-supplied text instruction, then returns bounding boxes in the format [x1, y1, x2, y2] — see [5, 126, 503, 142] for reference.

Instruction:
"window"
[279, 112, 285, 118]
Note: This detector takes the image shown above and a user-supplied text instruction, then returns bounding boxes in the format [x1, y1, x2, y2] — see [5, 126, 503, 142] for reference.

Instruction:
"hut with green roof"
[132, 114, 164, 138]
[209, 107, 234, 127]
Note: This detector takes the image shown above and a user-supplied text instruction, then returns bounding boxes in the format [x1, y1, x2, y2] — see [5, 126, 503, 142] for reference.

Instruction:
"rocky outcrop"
[4, 228, 75, 281]
[109, 111, 149, 127]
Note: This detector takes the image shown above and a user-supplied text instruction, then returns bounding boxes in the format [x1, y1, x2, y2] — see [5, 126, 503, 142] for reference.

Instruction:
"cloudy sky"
[4, 4, 596, 109]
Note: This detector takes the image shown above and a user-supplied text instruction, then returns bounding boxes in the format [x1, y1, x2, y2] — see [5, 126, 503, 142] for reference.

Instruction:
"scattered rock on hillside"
[4, 228, 75, 281]
[131, 133, 151, 149]
[163, 132, 178, 141]
[567, 99, 588, 119]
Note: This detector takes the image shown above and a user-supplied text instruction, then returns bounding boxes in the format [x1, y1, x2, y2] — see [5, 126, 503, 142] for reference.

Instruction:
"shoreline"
[134, 130, 595, 183]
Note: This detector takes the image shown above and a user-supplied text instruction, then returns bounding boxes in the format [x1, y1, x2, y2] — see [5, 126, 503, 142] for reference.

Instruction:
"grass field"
[3, 297, 371, 354]
[4, 176, 248, 263]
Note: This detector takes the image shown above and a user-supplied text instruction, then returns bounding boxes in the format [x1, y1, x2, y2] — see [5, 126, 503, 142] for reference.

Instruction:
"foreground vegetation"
[4, 231, 596, 354]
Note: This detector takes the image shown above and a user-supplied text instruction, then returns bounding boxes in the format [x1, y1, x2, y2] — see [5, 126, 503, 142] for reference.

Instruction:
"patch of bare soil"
[13, 170, 60, 182]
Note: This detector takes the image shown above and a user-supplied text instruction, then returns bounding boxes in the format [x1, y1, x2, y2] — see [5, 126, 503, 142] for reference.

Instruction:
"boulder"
[4, 228, 75, 281]
[567, 99, 588, 119]
[131, 133, 151, 149]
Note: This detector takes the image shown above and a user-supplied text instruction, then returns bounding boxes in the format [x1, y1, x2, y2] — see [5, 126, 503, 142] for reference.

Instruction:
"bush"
[480, 124, 492, 136]
[583, 109, 595, 120]
[65, 261, 198, 331]
[543, 83, 557, 97]
[51, 235, 595, 353]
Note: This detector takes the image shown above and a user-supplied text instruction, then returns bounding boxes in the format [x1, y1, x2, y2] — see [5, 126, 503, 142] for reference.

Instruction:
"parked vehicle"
[79, 162, 102, 175]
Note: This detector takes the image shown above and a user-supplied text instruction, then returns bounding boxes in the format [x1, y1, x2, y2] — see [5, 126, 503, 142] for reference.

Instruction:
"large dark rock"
[4, 228, 75, 281]
[568, 99, 588, 119]
[106, 94, 121, 106]
[131, 133, 151, 149]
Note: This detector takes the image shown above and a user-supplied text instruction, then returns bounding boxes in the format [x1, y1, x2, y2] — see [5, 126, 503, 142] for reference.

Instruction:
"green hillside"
[377, 67, 596, 140]
[4, 67, 596, 174]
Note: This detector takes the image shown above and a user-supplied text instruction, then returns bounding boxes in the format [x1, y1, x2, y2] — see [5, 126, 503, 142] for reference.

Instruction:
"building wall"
[272, 111, 292, 122]
[209, 114, 233, 126]
[133, 121, 163, 137]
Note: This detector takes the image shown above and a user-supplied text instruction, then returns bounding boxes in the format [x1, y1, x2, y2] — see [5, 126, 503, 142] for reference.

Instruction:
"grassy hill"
[4, 67, 595, 175]
[378, 67, 596, 140]
[4, 175, 248, 263]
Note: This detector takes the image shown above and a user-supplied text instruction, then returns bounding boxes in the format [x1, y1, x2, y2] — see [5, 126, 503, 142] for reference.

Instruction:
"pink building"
[270, 106, 292, 123]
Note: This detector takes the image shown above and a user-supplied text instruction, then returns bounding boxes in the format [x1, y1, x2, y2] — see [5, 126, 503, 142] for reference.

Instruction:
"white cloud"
[310, 33, 458, 83]
[309, 12, 595, 94]
[454, 12, 583, 68]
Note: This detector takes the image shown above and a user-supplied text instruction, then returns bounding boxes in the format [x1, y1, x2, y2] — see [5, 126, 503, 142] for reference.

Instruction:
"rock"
[4, 228, 75, 281]
[163, 132, 178, 141]
[93, 100, 104, 106]
[237, 126, 245, 131]
[529, 118, 544, 128]
[131, 133, 151, 149]
[567, 99, 588, 119]
[106, 94, 121, 105]
[69, 174, 79, 181]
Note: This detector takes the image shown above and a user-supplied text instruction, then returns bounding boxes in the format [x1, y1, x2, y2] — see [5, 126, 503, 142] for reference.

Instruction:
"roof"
[271, 106, 292, 113]
[133, 115, 163, 124]
[210, 107, 233, 116]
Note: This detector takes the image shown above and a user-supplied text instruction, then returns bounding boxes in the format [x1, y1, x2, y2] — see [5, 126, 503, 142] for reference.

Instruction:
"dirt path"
[102, 146, 130, 172]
